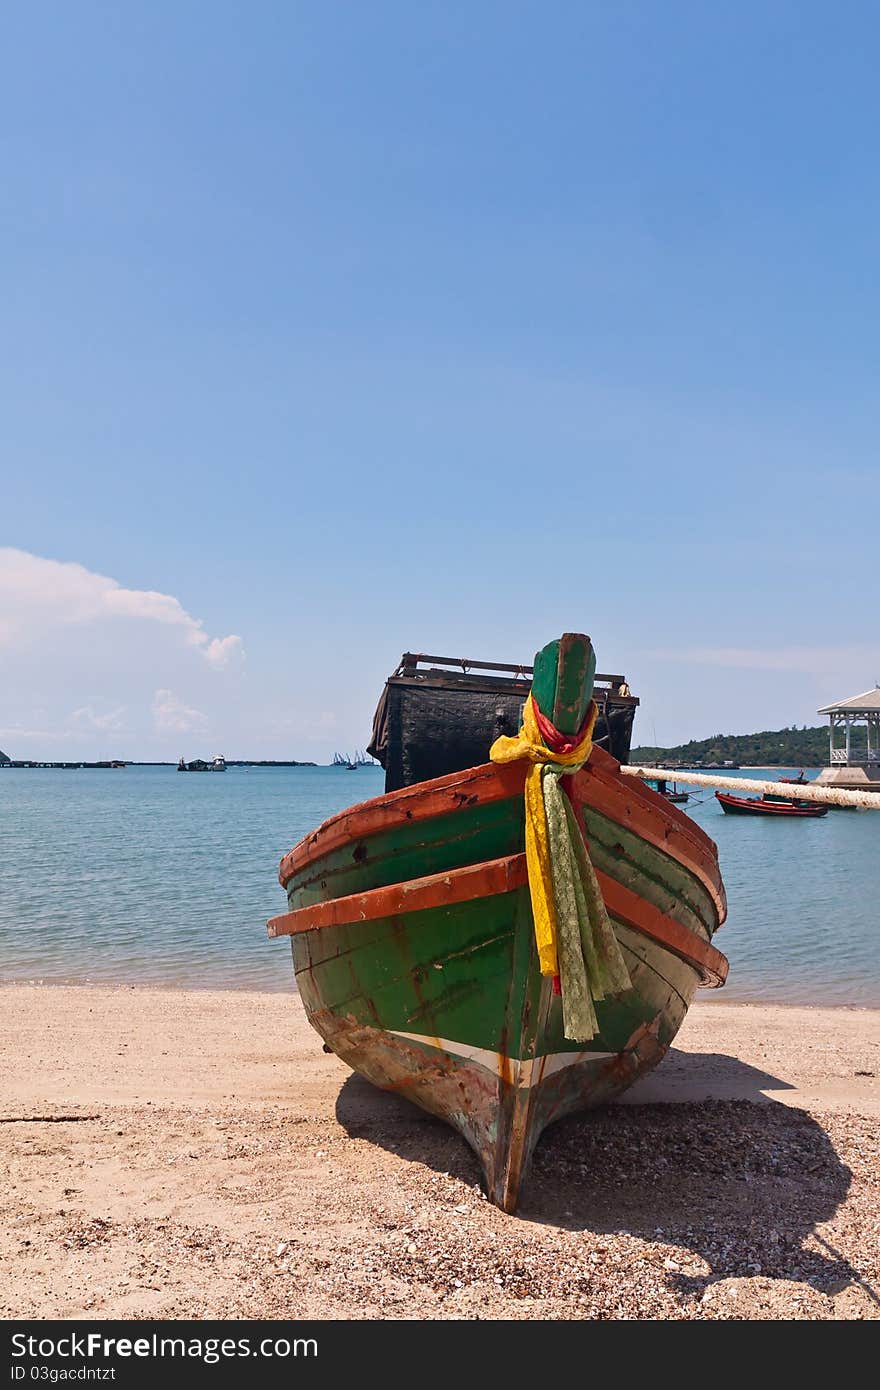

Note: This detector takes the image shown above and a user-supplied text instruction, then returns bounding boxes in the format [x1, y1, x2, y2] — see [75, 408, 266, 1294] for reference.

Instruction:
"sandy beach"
[1, 985, 877, 1321]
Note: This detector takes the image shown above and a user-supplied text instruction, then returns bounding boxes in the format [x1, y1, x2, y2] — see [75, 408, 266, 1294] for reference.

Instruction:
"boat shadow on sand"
[335, 1051, 877, 1305]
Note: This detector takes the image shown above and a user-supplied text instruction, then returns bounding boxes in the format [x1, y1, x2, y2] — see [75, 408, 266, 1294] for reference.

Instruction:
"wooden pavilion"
[815, 687, 880, 793]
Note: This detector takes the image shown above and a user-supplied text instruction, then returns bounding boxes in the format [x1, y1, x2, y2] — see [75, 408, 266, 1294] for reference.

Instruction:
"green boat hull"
[272, 754, 727, 1211]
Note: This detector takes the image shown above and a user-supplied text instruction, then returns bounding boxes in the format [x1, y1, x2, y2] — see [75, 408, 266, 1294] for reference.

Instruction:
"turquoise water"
[0, 764, 877, 1006]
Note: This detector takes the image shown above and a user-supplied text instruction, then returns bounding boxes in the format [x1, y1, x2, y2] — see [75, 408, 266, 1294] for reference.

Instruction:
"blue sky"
[2, 2, 878, 759]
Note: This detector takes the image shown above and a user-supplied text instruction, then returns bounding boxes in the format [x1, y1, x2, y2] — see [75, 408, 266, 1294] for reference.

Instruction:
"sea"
[1, 764, 877, 1008]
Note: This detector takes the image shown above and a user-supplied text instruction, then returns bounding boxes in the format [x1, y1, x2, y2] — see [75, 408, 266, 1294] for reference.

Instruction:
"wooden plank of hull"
[293, 892, 698, 1211]
[284, 785, 722, 948]
[278, 748, 726, 922]
[574, 758, 727, 921]
[269, 855, 528, 936]
[306, 1014, 678, 1212]
[272, 851, 727, 986]
[273, 663, 727, 1212]
[583, 806, 715, 943]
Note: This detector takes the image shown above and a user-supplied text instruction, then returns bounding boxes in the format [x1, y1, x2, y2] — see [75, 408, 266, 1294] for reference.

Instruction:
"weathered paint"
[575, 757, 726, 919]
[285, 787, 719, 956]
[530, 632, 596, 734]
[279, 748, 725, 921]
[583, 807, 716, 943]
[269, 855, 526, 937]
[290, 875, 687, 1212]
[271, 850, 727, 986]
[272, 634, 726, 1210]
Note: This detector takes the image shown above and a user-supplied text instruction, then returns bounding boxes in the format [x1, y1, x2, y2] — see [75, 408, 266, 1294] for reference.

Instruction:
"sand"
[1, 985, 878, 1321]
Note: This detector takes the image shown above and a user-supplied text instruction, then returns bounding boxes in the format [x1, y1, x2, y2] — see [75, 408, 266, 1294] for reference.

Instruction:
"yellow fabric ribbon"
[489, 694, 596, 978]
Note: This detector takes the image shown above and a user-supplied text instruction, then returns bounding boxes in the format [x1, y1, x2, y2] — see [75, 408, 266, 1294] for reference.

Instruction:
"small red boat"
[716, 790, 828, 818]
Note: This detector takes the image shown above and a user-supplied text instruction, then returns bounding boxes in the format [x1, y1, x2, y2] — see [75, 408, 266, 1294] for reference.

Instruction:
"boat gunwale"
[268, 851, 728, 987]
[278, 748, 726, 921]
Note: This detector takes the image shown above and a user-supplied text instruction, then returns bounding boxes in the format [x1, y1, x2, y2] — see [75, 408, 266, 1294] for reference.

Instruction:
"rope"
[490, 696, 631, 1041]
[622, 766, 880, 810]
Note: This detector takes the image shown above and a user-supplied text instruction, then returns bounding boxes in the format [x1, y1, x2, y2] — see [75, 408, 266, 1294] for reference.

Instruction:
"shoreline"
[2, 974, 879, 1013]
[1, 985, 878, 1320]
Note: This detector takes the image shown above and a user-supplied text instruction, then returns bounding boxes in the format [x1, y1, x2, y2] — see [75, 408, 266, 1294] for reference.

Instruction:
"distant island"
[0, 756, 318, 769]
[631, 724, 829, 768]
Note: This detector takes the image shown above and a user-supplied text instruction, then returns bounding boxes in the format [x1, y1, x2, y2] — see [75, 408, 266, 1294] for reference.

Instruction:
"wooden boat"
[644, 776, 689, 804]
[716, 789, 828, 817]
[269, 635, 728, 1212]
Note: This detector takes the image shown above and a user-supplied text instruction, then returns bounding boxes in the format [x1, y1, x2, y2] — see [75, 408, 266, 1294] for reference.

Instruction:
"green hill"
[631, 724, 830, 767]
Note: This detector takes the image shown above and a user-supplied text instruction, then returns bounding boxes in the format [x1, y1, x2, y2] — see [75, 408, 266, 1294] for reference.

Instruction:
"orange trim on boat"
[278, 761, 524, 884]
[277, 750, 725, 922]
[269, 854, 528, 938]
[572, 760, 727, 922]
[593, 869, 727, 988]
[267, 851, 729, 988]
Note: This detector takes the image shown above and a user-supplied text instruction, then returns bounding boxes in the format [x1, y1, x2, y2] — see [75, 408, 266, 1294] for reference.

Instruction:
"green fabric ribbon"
[541, 765, 632, 1042]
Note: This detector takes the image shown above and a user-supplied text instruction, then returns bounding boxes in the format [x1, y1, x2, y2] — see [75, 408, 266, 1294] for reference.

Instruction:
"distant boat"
[716, 789, 828, 817]
[332, 749, 380, 769]
[353, 749, 381, 768]
[178, 754, 226, 773]
[643, 776, 689, 804]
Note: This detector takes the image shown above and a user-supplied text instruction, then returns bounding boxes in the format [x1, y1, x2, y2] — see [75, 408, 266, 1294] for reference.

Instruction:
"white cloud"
[0, 548, 243, 666]
[0, 549, 247, 755]
[202, 634, 244, 668]
[151, 689, 208, 734]
[70, 704, 128, 732]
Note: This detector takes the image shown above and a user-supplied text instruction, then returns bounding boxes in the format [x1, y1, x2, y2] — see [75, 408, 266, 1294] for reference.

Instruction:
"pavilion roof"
[817, 688, 880, 715]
